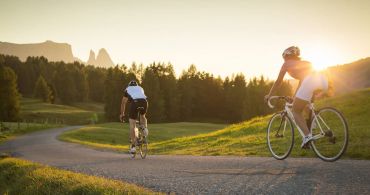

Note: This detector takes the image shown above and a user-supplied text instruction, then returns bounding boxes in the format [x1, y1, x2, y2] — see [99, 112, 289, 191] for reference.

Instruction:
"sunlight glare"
[302, 45, 343, 70]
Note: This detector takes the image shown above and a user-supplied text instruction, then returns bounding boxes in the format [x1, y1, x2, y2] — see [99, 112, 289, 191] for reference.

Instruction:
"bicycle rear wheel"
[267, 112, 294, 160]
[139, 136, 148, 159]
[310, 107, 348, 162]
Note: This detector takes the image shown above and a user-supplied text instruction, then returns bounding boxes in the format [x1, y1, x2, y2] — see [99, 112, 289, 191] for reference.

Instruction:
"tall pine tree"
[0, 65, 20, 121]
[33, 75, 51, 102]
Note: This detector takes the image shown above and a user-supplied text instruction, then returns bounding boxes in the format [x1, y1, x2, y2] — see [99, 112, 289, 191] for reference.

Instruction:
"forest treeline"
[0, 54, 292, 123]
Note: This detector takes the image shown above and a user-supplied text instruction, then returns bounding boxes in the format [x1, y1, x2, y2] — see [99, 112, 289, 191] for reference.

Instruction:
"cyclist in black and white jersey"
[120, 80, 149, 154]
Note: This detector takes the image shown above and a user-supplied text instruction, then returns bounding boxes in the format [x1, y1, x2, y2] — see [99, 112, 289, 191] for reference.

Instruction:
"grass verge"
[0, 157, 160, 195]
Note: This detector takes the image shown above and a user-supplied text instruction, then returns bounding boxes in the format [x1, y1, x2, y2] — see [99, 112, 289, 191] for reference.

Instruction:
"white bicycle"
[266, 96, 348, 162]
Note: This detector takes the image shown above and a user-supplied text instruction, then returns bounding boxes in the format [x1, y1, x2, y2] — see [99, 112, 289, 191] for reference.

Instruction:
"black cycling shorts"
[128, 99, 148, 120]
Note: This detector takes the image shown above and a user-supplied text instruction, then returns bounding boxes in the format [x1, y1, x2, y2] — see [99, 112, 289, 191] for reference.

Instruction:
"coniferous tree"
[0, 65, 20, 121]
[52, 63, 77, 104]
[0, 54, 295, 123]
[104, 66, 129, 121]
[86, 66, 106, 102]
[142, 65, 165, 122]
[33, 75, 51, 102]
[178, 65, 197, 120]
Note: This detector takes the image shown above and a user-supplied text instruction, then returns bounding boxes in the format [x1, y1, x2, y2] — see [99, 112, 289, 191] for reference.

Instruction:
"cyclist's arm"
[267, 65, 287, 96]
[121, 89, 130, 116]
[121, 96, 128, 116]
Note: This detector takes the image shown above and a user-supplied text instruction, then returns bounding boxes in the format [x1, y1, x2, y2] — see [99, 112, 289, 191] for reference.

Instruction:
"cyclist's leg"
[139, 99, 148, 136]
[292, 98, 310, 136]
[129, 118, 136, 144]
[139, 114, 147, 128]
[128, 102, 138, 145]
[138, 99, 148, 127]
[295, 75, 315, 137]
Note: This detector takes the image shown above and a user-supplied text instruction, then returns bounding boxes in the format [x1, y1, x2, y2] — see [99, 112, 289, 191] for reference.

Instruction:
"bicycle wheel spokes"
[310, 107, 348, 162]
[267, 112, 294, 160]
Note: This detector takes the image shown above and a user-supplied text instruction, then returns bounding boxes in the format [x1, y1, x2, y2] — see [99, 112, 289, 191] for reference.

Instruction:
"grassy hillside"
[61, 88, 370, 159]
[59, 122, 227, 150]
[327, 57, 370, 94]
[149, 88, 370, 159]
[0, 158, 160, 195]
[20, 98, 104, 125]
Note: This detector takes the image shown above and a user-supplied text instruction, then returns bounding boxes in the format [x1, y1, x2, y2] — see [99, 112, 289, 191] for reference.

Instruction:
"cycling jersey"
[124, 86, 147, 101]
[124, 86, 148, 120]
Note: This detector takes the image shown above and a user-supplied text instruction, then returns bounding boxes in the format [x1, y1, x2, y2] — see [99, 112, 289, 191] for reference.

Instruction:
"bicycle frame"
[283, 102, 327, 141]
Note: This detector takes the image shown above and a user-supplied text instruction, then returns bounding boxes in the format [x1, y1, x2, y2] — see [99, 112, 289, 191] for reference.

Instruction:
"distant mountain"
[0, 40, 75, 62]
[87, 48, 115, 67]
[87, 50, 96, 65]
[0, 40, 115, 67]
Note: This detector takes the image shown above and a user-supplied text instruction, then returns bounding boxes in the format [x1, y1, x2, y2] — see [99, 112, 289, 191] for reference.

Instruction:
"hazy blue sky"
[1, 0, 370, 78]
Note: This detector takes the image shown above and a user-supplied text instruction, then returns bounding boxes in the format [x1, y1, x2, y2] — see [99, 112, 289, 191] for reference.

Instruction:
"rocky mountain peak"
[95, 48, 114, 67]
[87, 50, 96, 65]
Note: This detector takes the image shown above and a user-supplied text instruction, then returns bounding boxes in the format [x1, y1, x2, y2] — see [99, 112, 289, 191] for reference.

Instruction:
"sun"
[302, 45, 343, 71]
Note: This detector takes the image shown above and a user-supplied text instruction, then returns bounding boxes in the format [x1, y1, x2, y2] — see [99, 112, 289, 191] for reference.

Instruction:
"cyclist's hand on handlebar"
[286, 96, 294, 103]
[119, 114, 125, 122]
[264, 95, 270, 103]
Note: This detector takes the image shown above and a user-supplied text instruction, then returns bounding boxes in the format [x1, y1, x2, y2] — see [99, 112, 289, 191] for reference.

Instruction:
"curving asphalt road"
[1, 126, 370, 194]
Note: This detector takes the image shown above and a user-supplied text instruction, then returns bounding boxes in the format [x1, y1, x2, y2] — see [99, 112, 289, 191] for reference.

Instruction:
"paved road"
[1, 126, 370, 194]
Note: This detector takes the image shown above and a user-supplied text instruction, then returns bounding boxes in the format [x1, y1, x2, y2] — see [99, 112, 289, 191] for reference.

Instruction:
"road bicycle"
[266, 96, 348, 162]
[127, 107, 148, 159]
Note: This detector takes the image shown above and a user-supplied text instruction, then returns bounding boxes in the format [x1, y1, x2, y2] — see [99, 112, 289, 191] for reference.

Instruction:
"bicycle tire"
[267, 111, 295, 160]
[310, 107, 349, 162]
[139, 136, 148, 159]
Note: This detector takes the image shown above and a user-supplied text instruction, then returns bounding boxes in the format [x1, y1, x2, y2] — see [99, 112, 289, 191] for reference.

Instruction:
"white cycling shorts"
[296, 72, 328, 101]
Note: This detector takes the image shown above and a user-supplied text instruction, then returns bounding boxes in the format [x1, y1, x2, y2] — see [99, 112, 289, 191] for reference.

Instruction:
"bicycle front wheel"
[267, 112, 294, 160]
[310, 107, 349, 162]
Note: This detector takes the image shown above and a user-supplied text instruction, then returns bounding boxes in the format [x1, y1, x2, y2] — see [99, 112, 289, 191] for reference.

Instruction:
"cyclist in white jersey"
[120, 80, 149, 153]
[265, 46, 328, 148]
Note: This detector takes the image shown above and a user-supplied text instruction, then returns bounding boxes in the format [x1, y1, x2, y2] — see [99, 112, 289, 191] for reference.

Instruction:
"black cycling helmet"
[282, 46, 300, 59]
[128, 80, 138, 87]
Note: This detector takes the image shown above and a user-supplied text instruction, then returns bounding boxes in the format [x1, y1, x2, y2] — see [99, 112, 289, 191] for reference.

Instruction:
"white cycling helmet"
[282, 46, 300, 58]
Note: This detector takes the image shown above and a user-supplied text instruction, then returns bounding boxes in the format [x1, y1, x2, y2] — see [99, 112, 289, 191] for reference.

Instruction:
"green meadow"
[59, 122, 227, 151]
[20, 98, 105, 125]
[60, 88, 370, 159]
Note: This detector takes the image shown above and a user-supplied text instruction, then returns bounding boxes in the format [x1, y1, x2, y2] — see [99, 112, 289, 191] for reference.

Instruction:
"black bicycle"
[128, 107, 148, 159]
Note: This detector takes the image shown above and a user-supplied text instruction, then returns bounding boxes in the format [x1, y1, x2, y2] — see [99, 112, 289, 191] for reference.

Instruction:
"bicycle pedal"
[302, 143, 311, 149]
[328, 136, 336, 144]
[324, 130, 333, 137]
